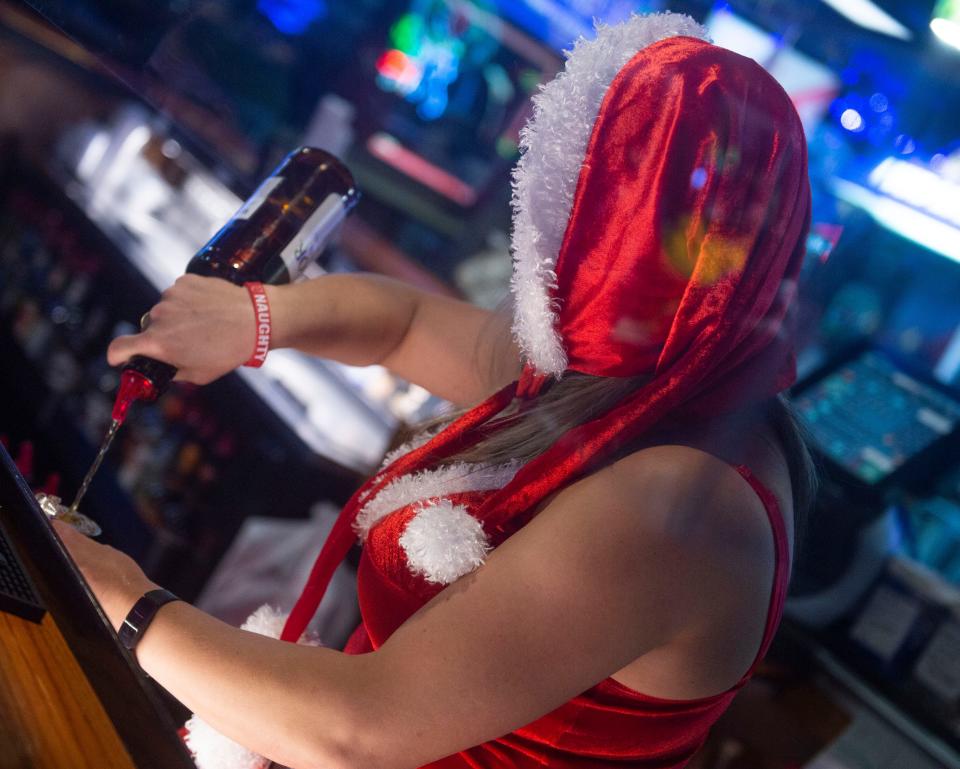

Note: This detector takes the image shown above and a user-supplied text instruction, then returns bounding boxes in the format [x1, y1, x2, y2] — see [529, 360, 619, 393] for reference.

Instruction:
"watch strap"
[118, 588, 180, 651]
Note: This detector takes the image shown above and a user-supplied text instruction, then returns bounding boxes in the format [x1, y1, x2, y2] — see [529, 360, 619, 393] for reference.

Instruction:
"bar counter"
[0, 446, 194, 769]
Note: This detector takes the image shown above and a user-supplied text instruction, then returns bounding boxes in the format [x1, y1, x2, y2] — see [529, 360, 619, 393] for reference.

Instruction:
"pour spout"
[112, 369, 158, 424]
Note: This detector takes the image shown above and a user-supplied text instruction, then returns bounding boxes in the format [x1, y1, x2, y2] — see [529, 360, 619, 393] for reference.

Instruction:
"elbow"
[293, 695, 415, 769]
[289, 654, 428, 769]
[297, 729, 408, 769]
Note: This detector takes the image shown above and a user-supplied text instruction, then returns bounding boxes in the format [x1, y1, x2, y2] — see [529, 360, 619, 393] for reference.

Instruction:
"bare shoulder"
[599, 444, 780, 558]
[590, 444, 788, 698]
[530, 442, 781, 629]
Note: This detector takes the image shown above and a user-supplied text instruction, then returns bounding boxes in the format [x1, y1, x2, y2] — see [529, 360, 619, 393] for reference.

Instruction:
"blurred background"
[1, 1, 960, 767]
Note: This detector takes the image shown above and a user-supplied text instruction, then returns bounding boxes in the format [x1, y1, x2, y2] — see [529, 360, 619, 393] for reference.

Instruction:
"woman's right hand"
[106, 275, 262, 385]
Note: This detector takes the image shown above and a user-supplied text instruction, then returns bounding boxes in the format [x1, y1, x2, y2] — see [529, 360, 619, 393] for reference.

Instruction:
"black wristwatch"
[118, 588, 180, 651]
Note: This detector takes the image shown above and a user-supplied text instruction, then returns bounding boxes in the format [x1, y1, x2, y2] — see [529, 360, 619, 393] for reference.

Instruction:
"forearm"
[267, 273, 421, 368]
[106, 271, 512, 402]
[267, 273, 516, 405]
[136, 601, 371, 769]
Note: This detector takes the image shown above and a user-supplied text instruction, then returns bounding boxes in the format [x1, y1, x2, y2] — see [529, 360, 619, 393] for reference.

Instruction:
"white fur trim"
[355, 460, 522, 541]
[510, 12, 710, 375]
[400, 499, 491, 584]
[378, 425, 445, 471]
[184, 605, 320, 769]
[183, 719, 268, 769]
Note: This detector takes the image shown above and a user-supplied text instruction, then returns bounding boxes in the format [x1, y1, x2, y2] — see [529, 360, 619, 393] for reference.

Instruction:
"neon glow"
[819, 0, 912, 40]
[367, 133, 477, 206]
[375, 10, 466, 121]
[831, 174, 960, 264]
[931, 17, 960, 50]
[868, 157, 960, 228]
[932, 0, 960, 48]
[376, 49, 423, 93]
[840, 108, 865, 131]
[257, 0, 326, 35]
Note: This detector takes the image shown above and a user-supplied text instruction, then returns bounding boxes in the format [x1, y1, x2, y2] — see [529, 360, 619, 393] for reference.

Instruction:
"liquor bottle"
[65, 147, 358, 519]
[120, 146, 358, 405]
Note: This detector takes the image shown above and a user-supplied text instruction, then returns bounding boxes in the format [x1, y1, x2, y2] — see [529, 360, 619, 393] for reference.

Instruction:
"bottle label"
[235, 177, 284, 221]
[279, 193, 347, 278]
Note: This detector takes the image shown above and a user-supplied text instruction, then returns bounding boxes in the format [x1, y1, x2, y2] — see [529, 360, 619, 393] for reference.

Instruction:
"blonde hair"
[415, 370, 652, 466]
[397, 306, 820, 562]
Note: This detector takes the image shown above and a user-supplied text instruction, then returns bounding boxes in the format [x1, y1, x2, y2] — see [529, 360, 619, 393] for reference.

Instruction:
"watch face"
[119, 589, 179, 650]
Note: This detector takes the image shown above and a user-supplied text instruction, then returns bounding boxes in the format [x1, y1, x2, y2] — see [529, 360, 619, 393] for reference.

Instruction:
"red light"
[367, 133, 477, 207]
[376, 49, 410, 80]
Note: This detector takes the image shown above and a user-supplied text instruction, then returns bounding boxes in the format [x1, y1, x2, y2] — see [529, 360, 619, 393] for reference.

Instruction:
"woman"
[57, 12, 818, 769]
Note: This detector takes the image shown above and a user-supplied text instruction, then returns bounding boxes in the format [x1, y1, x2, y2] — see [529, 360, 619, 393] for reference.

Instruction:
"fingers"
[167, 273, 212, 297]
[52, 518, 89, 552]
[108, 331, 209, 384]
[107, 291, 178, 365]
[106, 331, 162, 366]
[106, 275, 245, 379]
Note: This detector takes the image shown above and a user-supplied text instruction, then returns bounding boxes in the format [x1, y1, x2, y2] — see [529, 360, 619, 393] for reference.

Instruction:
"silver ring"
[140, 311, 152, 331]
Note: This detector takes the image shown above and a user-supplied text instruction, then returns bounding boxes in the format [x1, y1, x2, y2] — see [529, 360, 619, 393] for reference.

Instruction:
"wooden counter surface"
[0, 447, 195, 769]
[0, 611, 135, 769]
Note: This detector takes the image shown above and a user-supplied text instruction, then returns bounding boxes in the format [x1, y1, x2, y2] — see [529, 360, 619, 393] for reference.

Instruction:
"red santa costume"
[186, 10, 809, 769]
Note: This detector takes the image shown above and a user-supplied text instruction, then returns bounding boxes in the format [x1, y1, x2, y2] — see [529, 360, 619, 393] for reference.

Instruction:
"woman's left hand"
[52, 520, 158, 631]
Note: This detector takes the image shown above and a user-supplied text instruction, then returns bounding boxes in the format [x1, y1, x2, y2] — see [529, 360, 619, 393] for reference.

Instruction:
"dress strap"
[730, 464, 791, 679]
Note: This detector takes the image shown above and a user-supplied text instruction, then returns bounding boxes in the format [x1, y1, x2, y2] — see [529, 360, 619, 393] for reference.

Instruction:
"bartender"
[55, 13, 815, 769]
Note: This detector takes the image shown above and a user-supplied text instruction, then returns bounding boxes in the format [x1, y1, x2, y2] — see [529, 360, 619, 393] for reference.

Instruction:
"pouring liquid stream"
[68, 419, 120, 515]
[65, 369, 159, 519]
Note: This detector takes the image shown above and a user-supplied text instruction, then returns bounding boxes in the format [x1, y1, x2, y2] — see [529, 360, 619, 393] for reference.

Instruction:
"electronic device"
[789, 343, 960, 493]
[786, 343, 960, 611]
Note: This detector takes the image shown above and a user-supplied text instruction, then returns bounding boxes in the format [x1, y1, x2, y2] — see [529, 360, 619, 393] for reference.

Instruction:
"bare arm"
[107, 273, 520, 406]
[57, 445, 774, 769]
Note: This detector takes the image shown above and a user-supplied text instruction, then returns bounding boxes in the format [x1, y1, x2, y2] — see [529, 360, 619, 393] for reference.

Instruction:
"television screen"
[356, 0, 560, 207]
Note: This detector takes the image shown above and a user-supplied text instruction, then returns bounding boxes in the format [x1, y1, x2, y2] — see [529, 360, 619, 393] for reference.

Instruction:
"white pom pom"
[184, 605, 320, 769]
[355, 461, 521, 541]
[184, 717, 268, 769]
[238, 603, 289, 638]
[400, 500, 490, 584]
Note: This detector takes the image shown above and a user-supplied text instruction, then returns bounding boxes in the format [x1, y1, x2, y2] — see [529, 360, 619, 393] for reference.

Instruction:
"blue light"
[257, 0, 327, 36]
[840, 66, 859, 85]
[690, 167, 708, 190]
[840, 108, 865, 132]
[869, 92, 889, 112]
[894, 134, 916, 154]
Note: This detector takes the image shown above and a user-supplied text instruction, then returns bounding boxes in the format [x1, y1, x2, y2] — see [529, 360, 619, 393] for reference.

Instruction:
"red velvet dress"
[342, 462, 791, 768]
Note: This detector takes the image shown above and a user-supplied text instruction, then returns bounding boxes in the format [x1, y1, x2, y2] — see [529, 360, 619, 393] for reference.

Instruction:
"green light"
[495, 136, 518, 159]
[390, 13, 423, 56]
[933, 0, 960, 22]
[518, 68, 541, 94]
